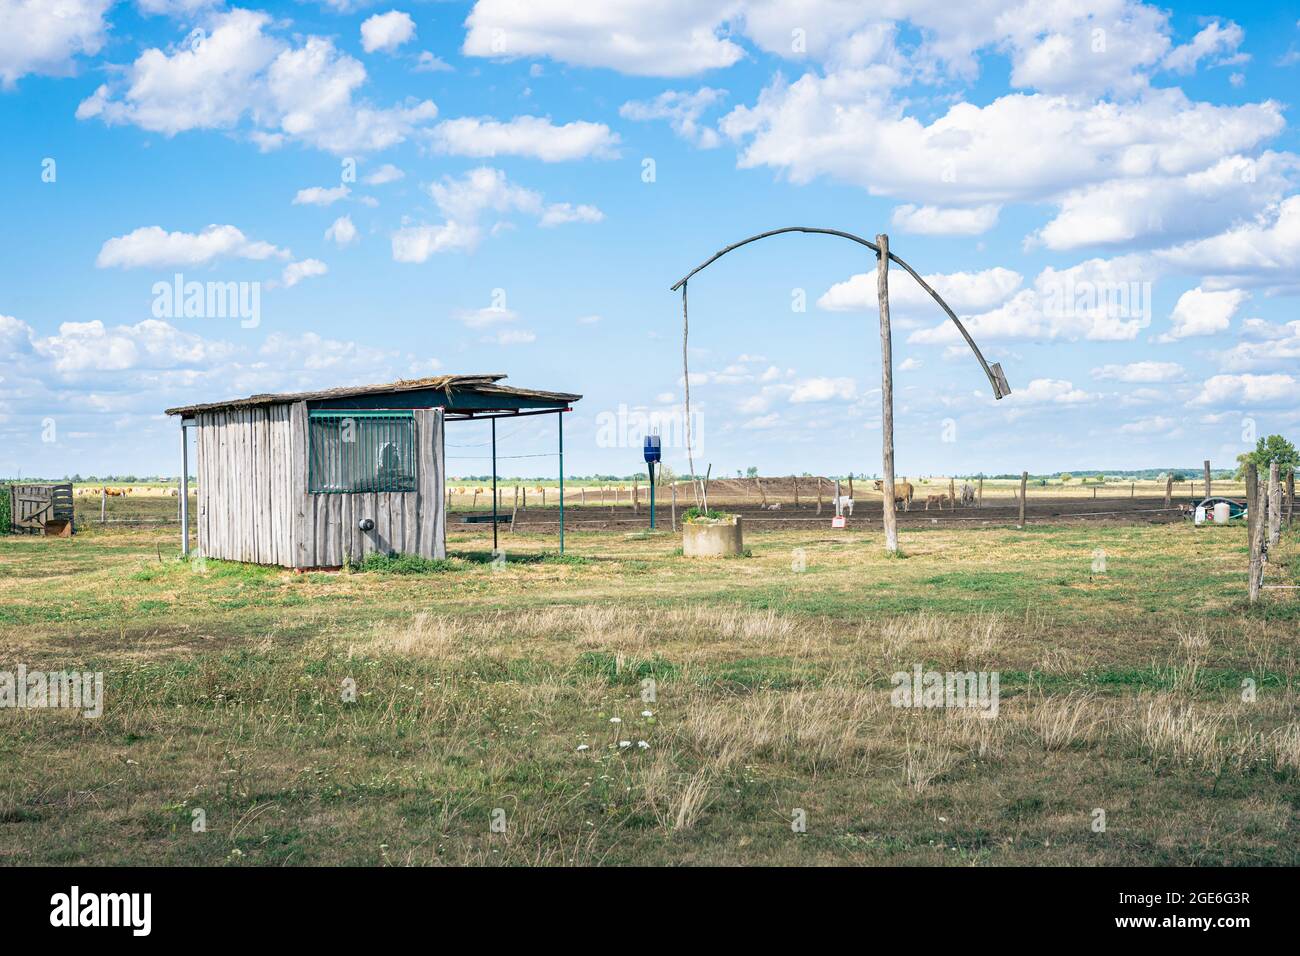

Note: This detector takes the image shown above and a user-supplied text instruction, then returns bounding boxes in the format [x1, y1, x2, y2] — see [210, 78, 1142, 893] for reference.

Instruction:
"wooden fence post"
[101, 487, 106, 524]
[977, 478, 983, 509]
[633, 478, 639, 515]
[1288, 469, 1295, 527]
[1018, 471, 1027, 528]
[1247, 463, 1265, 602]
[793, 475, 799, 507]
[816, 478, 823, 515]
[671, 482, 677, 531]
[1164, 475, 1172, 510]
[949, 477, 956, 509]
[1268, 462, 1281, 549]
[1204, 459, 1212, 499]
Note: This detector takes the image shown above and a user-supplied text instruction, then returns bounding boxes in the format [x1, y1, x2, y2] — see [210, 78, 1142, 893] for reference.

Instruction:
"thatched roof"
[165, 374, 581, 416]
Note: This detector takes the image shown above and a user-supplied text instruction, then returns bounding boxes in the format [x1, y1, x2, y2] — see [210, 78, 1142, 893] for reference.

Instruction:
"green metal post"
[558, 410, 565, 555]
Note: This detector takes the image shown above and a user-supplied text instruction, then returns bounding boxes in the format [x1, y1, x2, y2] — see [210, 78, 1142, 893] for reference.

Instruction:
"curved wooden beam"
[669, 226, 1011, 398]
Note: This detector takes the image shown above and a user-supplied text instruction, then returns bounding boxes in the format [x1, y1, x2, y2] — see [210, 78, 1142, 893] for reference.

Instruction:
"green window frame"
[308, 410, 417, 493]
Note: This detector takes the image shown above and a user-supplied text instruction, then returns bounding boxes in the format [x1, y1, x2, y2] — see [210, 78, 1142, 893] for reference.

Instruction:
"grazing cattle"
[832, 495, 854, 516]
[960, 482, 976, 507]
[872, 479, 914, 511]
[924, 493, 948, 511]
[764, 502, 783, 511]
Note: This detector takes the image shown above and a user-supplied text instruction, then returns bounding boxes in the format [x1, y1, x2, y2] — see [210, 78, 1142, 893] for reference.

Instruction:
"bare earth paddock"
[0, 505, 1296, 866]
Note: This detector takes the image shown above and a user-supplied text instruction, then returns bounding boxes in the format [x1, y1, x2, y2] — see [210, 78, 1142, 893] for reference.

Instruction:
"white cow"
[832, 496, 854, 516]
[960, 482, 976, 507]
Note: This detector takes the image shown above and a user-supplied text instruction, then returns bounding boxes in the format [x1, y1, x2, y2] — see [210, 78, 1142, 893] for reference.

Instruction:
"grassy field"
[1, 515, 1297, 866]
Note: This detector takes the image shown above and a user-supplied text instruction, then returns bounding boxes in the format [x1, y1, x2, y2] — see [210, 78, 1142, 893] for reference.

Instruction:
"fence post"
[633, 478, 639, 515]
[816, 478, 823, 515]
[101, 487, 106, 524]
[1247, 462, 1266, 602]
[793, 475, 799, 507]
[977, 477, 983, 508]
[949, 477, 956, 509]
[1018, 471, 1027, 528]
[1164, 475, 1172, 510]
[1288, 469, 1295, 527]
[1268, 462, 1282, 549]
[1203, 460, 1212, 498]
[671, 481, 677, 532]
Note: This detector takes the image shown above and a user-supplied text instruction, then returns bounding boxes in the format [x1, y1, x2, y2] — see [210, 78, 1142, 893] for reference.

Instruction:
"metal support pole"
[180, 420, 190, 556]
[491, 417, 498, 553]
[648, 462, 656, 529]
[558, 410, 565, 555]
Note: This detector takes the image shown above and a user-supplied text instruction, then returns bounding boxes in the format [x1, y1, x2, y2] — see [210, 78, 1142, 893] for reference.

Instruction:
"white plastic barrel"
[1194, 505, 1206, 525]
[1213, 502, 1230, 524]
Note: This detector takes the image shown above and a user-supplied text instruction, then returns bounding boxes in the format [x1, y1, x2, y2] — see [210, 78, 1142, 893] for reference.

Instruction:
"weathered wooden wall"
[196, 402, 444, 568]
[195, 404, 294, 565]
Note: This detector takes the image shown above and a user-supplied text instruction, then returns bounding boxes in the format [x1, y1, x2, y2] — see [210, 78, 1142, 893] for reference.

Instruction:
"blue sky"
[1, 0, 1298, 480]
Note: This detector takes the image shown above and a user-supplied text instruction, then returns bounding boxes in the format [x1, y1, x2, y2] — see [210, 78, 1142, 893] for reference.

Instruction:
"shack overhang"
[165, 374, 581, 420]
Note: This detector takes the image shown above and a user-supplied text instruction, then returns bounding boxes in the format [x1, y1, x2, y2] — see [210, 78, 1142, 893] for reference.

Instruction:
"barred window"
[308, 411, 417, 493]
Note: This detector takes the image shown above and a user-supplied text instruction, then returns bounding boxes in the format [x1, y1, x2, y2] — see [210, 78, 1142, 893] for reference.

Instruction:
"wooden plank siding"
[193, 402, 444, 568]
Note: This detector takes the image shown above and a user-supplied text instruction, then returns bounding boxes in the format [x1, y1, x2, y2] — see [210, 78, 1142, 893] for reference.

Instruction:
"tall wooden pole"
[876, 233, 898, 554]
[1203, 460, 1212, 499]
[1018, 471, 1028, 528]
[1245, 463, 1258, 545]
[1247, 462, 1264, 602]
[1164, 474, 1173, 510]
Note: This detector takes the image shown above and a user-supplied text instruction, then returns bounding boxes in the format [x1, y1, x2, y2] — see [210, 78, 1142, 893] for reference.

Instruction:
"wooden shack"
[165, 375, 580, 569]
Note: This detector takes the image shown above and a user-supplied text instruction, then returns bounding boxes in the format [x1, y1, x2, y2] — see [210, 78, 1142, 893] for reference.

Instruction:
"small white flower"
[609, 717, 622, 723]
[576, 744, 589, 751]
[618, 740, 631, 748]
[640, 710, 653, 717]
[637, 740, 650, 749]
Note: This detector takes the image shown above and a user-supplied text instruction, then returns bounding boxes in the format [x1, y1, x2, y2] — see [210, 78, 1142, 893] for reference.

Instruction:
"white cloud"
[364, 163, 404, 185]
[1192, 373, 1297, 407]
[820, 267, 1022, 314]
[280, 259, 328, 288]
[324, 216, 358, 246]
[76, 9, 438, 154]
[891, 204, 1000, 236]
[293, 185, 351, 206]
[1003, 378, 1095, 406]
[414, 51, 453, 73]
[463, 0, 745, 77]
[898, 357, 922, 371]
[428, 115, 619, 161]
[620, 88, 727, 148]
[392, 167, 601, 262]
[576, 314, 602, 325]
[1091, 361, 1185, 383]
[1155, 195, 1300, 291]
[538, 203, 603, 227]
[0, 0, 111, 88]
[1119, 416, 1178, 435]
[96, 224, 290, 268]
[789, 377, 856, 403]
[31, 318, 237, 374]
[1159, 286, 1248, 341]
[1163, 20, 1246, 74]
[1218, 320, 1300, 372]
[741, 413, 780, 430]
[361, 11, 416, 55]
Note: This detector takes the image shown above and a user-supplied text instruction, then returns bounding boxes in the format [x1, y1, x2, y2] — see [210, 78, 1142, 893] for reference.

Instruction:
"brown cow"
[873, 479, 914, 511]
[924, 493, 948, 511]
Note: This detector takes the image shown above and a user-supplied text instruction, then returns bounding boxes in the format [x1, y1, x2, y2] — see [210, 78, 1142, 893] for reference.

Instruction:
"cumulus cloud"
[324, 215, 358, 246]
[392, 167, 601, 262]
[360, 11, 416, 55]
[891, 204, 1000, 236]
[820, 267, 1022, 315]
[364, 163, 404, 185]
[789, 377, 856, 403]
[76, 9, 438, 154]
[619, 88, 727, 148]
[1163, 20, 1247, 74]
[0, 0, 111, 88]
[427, 115, 619, 161]
[1091, 361, 1185, 383]
[1158, 286, 1248, 341]
[279, 259, 327, 288]
[96, 224, 290, 268]
[1154, 195, 1300, 291]
[293, 185, 350, 206]
[1192, 373, 1296, 407]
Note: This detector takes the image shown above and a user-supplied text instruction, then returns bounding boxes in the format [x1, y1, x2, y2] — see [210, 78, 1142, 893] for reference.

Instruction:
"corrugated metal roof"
[165, 374, 581, 416]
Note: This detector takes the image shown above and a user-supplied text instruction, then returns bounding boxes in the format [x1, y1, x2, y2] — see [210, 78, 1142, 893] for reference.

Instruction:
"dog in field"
[872, 479, 914, 511]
